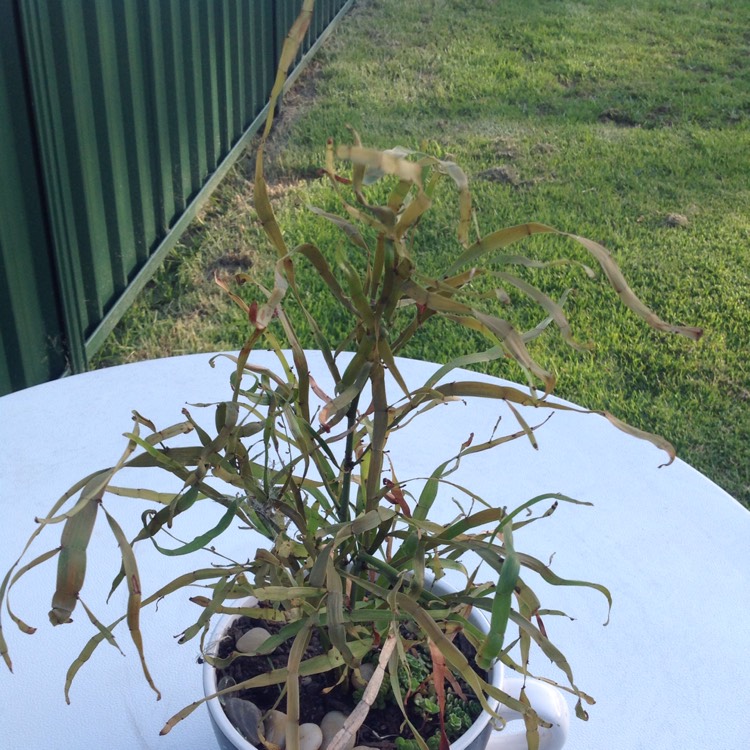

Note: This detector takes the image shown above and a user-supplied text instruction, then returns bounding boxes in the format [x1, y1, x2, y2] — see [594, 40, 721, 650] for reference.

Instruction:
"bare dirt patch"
[244, 59, 326, 186]
[476, 165, 522, 186]
[207, 251, 257, 276]
[598, 108, 638, 126]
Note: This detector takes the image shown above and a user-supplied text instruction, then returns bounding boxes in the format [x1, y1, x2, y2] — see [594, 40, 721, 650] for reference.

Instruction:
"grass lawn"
[94, 0, 750, 507]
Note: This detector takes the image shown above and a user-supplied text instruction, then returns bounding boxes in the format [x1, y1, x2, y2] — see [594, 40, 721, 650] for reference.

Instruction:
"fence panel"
[0, 0, 354, 396]
[0, 0, 68, 391]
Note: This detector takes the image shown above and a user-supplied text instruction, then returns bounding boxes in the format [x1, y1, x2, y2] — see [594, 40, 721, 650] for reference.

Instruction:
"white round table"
[1, 352, 747, 750]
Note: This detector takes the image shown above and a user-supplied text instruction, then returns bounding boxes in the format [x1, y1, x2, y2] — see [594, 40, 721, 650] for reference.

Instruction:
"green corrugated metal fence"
[0, 0, 353, 395]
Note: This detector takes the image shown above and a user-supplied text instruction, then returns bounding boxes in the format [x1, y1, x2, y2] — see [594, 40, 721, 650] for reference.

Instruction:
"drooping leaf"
[569, 234, 703, 341]
[103, 508, 161, 700]
[475, 524, 520, 670]
[308, 205, 370, 250]
[284, 619, 313, 750]
[160, 637, 374, 736]
[77, 597, 124, 655]
[446, 222, 557, 275]
[326, 558, 356, 667]
[338, 145, 423, 186]
[493, 271, 591, 351]
[1, 547, 61, 662]
[148, 499, 238, 557]
[48, 480, 100, 626]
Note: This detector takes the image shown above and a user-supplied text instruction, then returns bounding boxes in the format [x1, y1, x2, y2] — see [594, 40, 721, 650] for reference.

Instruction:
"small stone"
[299, 723, 323, 750]
[264, 709, 287, 749]
[359, 662, 375, 681]
[224, 697, 262, 745]
[320, 711, 353, 750]
[665, 213, 689, 227]
[350, 662, 376, 690]
[236, 626, 272, 654]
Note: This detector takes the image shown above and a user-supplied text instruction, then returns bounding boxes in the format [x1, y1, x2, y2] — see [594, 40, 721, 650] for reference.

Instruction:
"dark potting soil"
[214, 615, 487, 749]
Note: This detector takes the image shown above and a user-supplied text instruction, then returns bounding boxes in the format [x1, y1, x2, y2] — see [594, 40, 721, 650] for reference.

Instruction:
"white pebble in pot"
[299, 722, 324, 750]
[263, 709, 288, 748]
[320, 711, 353, 750]
[236, 626, 272, 655]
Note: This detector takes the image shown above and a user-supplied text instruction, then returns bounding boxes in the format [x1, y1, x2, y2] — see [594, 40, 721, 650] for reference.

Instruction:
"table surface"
[1, 351, 748, 750]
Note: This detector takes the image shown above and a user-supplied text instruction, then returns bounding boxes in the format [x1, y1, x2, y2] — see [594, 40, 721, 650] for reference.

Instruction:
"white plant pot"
[203, 582, 569, 750]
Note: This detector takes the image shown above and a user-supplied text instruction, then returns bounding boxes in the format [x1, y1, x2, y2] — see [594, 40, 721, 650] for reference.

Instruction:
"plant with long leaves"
[0, 3, 701, 750]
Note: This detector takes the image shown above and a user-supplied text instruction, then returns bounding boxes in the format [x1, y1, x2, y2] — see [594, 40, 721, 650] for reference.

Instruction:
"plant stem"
[338, 395, 360, 524]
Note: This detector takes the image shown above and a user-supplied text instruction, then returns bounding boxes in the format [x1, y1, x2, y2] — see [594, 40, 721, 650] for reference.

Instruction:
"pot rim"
[203, 580, 503, 750]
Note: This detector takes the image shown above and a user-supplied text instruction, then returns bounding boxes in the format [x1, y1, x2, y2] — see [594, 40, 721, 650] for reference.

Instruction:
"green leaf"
[148, 499, 238, 556]
[308, 206, 370, 250]
[475, 524, 520, 669]
[326, 558, 356, 667]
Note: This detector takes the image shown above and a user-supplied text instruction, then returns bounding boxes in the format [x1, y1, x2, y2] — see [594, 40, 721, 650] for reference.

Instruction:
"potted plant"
[0, 3, 701, 750]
